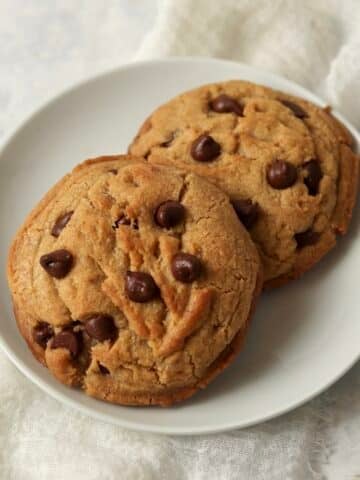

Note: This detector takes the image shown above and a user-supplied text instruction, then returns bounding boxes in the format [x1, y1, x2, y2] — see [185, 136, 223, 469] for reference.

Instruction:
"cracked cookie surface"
[7, 155, 262, 406]
[129, 80, 359, 286]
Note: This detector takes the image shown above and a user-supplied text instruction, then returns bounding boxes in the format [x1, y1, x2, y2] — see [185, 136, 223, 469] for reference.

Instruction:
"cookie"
[129, 80, 359, 287]
[7, 155, 262, 406]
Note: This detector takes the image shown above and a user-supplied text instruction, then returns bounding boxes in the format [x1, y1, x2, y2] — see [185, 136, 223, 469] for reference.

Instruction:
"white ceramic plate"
[0, 57, 359, 435]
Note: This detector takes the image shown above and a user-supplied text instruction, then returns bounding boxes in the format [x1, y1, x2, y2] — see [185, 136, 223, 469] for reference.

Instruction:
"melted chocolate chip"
[51, 211, 74, 238]
[281, 100, 308, 119]
[108, 169, 118, 175]
[113, 215, 131, 228]
[84, 314, 116, 342]
[209, 94, 244, 116]
[155, 201, 185, 228]
[231, 199, 259, 229]
[125, 271, 159, 303]
[132, 219, 139, 230]
[160, 132, 175, 147]
[295, 229, 320, 248]
[51, 330, 81, 357]
[40, 249, 73, 279]
[171, 253, 202, 283]
[98, 363, 110, 375]
[266, 160, 297, 189]
[113, 215, 138, 230]
[303, 160, 322, 195]
[33, 322, 54, 348]
[70, 320, 82, 329]
[191, 134, 221, 162]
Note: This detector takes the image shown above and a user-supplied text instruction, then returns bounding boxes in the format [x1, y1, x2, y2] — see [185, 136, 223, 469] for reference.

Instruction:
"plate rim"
[0, 56, 359, 435]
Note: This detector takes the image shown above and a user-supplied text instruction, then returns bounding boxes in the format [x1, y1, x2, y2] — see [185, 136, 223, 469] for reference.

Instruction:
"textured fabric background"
[1, 1, 360, 478]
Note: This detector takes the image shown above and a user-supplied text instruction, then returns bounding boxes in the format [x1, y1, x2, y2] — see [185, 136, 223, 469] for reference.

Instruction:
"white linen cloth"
[1, 1, 360, 478]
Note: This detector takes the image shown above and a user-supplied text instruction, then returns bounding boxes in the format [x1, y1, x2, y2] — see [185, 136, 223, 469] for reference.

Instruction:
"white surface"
[1, 1, 360, 479]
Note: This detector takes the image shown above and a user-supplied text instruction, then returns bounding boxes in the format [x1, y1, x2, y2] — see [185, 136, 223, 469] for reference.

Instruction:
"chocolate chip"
[40, 249, 74, 279]
[98, 363, 110, 375]
[108, 169, 118, 175]
[266, 160, 297, 189]
[281, 100, 308, 119]
[84, 314, 116, 342]
[33, 322, 54, 348]
[231, 199, 259, 229]
[210, 94, 244, 116]
[51, 211, 74, 237]
[171, 253, 202, 283]
[125, 271, 159, 303]
[295, 229, 320, 248]
[155, 201, 185, 228]
[51, 330, 81, 357]
[303, 160, 322, 195]
[191, 134, 221, 162]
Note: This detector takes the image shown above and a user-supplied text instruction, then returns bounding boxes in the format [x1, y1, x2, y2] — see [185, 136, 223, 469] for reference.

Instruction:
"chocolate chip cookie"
[7, 156, 262, 406]
[129, 81, 359, 287]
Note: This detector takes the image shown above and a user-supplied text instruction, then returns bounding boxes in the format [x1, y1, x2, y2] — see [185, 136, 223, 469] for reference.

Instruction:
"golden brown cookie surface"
[7, 156, 261, 406]
[129, 81, 359, 286]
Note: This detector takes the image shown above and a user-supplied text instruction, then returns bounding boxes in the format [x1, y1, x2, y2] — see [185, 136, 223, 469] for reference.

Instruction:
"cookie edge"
[265, 141, 359, 288]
